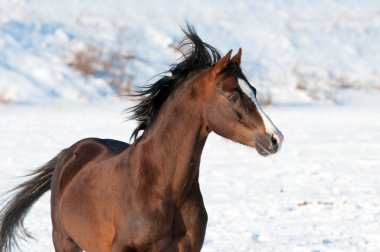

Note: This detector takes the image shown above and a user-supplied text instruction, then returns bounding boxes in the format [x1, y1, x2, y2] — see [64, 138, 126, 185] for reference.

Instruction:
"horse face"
[204, 50, 283, 156]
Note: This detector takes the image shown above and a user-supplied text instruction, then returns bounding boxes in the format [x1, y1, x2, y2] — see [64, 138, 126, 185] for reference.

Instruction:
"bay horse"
[0, 25, 283, 252]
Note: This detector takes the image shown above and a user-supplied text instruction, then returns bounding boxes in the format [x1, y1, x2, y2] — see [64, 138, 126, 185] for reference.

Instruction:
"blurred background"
[0, 0, 379, 105]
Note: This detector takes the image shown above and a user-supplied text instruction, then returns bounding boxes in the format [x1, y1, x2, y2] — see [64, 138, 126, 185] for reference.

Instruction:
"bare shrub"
[71, 44, 101, 76]
[69, 42, 135, 94]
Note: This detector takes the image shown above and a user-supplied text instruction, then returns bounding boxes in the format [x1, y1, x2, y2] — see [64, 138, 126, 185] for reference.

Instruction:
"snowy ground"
[1, 100, 379, 252]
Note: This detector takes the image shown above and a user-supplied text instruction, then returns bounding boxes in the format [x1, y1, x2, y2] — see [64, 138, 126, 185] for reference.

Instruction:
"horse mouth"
[255, 143, 272, 157]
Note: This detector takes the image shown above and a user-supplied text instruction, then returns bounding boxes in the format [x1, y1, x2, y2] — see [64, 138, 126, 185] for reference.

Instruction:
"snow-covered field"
[1, 100, 379, 251]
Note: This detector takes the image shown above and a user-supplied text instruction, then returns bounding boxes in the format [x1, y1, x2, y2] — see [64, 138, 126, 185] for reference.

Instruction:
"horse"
[0, 24, 284, 252]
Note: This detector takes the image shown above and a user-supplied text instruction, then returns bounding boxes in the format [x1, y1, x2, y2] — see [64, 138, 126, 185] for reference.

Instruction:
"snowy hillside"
[0, 0, 379, 104]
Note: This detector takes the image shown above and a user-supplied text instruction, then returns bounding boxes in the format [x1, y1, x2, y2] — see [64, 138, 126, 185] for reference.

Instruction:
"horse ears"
[214, 49, 232, 74]
[231, 48, 242, 66]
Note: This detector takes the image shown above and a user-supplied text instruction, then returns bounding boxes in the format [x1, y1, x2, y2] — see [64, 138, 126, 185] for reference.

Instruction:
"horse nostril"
[271, 134, 278, 146]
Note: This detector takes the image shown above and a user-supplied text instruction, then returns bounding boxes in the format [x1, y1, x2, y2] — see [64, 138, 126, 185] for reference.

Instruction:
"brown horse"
[0, 25, 283, 252]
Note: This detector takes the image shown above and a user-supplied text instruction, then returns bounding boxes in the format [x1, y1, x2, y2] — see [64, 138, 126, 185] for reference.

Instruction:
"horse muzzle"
[255, 131, 284, 157]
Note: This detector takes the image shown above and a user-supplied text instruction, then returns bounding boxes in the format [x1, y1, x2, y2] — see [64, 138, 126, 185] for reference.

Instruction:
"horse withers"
[0, 25, 283, 252]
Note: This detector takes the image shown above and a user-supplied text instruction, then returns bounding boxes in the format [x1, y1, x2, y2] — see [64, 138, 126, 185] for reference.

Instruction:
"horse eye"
[228, 94, 239, 103]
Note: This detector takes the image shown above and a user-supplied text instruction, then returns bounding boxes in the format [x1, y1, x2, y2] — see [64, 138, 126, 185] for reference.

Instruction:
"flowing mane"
[127, 24, 221, 140]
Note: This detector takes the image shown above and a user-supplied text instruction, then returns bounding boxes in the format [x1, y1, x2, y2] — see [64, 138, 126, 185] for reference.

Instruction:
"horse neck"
[135, 74, 209, 202]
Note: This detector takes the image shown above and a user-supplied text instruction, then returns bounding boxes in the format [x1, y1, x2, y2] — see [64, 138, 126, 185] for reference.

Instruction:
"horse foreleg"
[174, 194, 208, 252]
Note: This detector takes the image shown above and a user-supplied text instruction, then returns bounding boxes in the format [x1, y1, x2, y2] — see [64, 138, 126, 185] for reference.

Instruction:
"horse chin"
[255, 144, 271, 157]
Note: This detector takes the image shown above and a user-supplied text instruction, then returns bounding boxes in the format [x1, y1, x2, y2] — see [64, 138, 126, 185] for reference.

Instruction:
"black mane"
[127, 24, 221, 140]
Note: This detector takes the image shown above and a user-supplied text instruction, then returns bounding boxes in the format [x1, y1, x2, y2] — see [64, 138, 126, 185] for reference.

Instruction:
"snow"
[1, 102, 380, 251]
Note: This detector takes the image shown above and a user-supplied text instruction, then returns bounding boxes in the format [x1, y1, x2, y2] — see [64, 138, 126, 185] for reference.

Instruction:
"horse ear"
[231, 48, 242, 66]
[214, 49, 232, 74]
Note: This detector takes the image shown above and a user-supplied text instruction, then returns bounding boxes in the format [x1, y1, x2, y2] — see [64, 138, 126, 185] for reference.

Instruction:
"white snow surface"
[0, 101, 380, 251]
[0, 0, 380, 104]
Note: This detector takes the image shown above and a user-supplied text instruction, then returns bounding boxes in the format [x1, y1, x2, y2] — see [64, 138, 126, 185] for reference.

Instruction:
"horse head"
[203, 49, 284, 156]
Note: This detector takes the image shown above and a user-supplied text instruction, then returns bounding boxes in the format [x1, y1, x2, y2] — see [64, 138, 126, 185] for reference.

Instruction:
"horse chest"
[118, 204, 183, 248]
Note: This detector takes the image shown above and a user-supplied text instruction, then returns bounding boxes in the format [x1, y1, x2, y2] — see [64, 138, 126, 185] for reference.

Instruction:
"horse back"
[52, 138, 129, 196]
